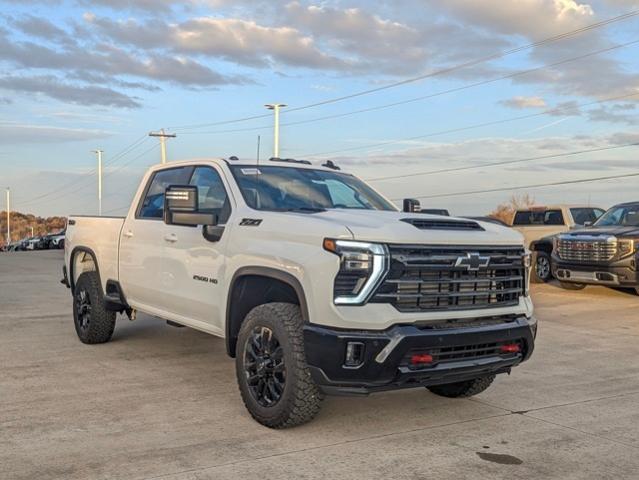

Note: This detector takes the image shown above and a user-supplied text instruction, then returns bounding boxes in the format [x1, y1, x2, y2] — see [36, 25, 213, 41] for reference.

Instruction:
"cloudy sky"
[1, 0, 638, 217]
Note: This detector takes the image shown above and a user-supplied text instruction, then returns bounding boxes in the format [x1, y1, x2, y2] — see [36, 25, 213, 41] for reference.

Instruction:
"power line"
[302, 91, 639, 158]
[16, 134, 148, 208]
[366, 142, 639, 182]
[177, 38, 639, 137]
[393, 171, 639, 201]
[170, 9, 639, 132]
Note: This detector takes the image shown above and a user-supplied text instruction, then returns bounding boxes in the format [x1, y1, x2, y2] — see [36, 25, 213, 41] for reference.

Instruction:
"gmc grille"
[371, 245, 525, 312]
[557, 238, 617, 262]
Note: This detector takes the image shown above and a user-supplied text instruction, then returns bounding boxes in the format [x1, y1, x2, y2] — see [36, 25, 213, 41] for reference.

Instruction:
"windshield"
[229, 165, 397, 212]
[595, 205, 639, 227]
[570, 207, 605, 225]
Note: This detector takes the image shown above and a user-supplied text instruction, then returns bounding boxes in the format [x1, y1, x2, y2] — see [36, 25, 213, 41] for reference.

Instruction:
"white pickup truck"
[63, 157, 536, 428]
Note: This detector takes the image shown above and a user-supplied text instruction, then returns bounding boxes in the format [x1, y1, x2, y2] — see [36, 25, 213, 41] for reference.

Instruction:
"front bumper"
[303, 315, 536, 395]
[551, 254, 638, 287]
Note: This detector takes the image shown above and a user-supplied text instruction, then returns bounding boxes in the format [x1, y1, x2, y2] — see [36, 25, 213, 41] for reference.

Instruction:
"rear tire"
[235, 302, 323, 428]
[532, 251, 552, 283]
[559, 281, 586, 290]
[428, 375, 495, 398]
[73, 271, 116, 344]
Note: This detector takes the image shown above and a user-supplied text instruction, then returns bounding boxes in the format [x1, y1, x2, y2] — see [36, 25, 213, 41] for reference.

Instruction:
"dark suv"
[551, 201, 639, 294]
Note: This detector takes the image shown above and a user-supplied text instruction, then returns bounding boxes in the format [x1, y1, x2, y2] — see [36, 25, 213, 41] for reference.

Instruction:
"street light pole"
[92, 149, 103, 216]
[5, 188, 10, 246]
[149, 129, 177, 164]
[265, 103, 287, 158]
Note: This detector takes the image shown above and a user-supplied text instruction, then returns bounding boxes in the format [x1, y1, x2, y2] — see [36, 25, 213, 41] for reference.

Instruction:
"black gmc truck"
[551, 201, 639, 294]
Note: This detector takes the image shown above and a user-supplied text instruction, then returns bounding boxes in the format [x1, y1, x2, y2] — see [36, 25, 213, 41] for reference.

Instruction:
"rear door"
[119, 166, 193, 309]
[158, 165, 233, 333]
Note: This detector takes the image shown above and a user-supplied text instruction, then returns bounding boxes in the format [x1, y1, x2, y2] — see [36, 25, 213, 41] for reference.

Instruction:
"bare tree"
[489, 193, 536, 225]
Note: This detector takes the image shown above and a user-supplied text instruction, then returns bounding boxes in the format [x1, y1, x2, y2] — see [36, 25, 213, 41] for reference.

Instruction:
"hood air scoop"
[401, 218, 484, 231]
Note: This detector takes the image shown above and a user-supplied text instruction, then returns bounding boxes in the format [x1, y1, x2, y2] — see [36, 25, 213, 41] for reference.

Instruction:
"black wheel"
[235, 303, 323, 428]
[73, 271, 116, 344]
[559, 281, 586, 291]
[532, 251, 552, 283]
[427, 375, 495, 398]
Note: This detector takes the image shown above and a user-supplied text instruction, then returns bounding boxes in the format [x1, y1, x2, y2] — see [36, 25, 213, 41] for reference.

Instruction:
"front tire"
[73, 271, 116, 344]
[532, 251, 552, 283]
[235, 303, 323, 428]
[427, 375, 495, 398]
[559, 281, 586, 290]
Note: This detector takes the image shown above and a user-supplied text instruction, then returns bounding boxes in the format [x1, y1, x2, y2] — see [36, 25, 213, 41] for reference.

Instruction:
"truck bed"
[65, 215, 126, 291]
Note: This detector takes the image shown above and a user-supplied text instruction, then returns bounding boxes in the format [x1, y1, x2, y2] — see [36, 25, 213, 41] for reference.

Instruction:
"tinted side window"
[189, 167, 231, 224]
[138, 167, 193, 219]
[513, 211, 532, 225]
[544, 210, 564, 225]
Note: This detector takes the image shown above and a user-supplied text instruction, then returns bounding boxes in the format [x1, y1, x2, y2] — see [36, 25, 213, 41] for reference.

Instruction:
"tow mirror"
[164, 185, 217, 227]
[583, 221, 593, 228]
[403, 198, 421, 213]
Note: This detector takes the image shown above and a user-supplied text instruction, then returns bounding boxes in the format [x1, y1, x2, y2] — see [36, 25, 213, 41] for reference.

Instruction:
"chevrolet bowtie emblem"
[454, 252, 490, 271]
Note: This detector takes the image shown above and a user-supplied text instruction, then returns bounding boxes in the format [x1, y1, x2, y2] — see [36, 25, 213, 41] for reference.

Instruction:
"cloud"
[500, 96, 548, 109]
[586, 103, 638, 125]
[0, 97, 12, 105]
[0, 122, 113, 144]
[0, 75, 141, 108]
[86, 15, 348, 70]
[0, 25, 250, 88]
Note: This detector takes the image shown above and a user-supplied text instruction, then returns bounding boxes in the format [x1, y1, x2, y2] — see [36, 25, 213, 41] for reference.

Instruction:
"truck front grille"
[557, 238, 617, 262]
[371, 245, 525, 312]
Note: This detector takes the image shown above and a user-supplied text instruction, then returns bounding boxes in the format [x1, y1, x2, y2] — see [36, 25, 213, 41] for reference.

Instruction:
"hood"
[299, 210, 524, 246]
[564, 225, 639, 238]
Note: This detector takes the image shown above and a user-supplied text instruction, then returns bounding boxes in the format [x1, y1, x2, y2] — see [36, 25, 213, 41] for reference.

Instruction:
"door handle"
[123, 230, 134, 238]
[164, 233, 178, 243]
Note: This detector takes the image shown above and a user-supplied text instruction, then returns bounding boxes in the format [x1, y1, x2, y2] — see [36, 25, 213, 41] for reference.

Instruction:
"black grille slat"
[372, 245, 525, 312]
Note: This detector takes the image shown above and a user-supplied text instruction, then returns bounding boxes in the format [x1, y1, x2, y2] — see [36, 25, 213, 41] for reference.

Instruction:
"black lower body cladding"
[303, 316, 536, 395]
[551, 254, 639, 288]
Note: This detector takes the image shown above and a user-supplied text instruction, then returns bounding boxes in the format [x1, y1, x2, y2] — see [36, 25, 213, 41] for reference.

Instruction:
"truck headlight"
[323, 239, 388, 305]
[618, 239, 635, 258]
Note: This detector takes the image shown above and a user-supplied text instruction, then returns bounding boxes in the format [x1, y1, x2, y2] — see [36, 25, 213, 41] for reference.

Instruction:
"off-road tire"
[235, 302, 323, 428]
[532, 251, 552, 283]
[559, 281, 586, 291]
[427, 375, 496, 398]
[73, 271, 116, 344]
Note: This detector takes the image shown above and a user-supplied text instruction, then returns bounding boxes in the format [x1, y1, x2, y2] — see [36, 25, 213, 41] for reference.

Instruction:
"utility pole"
[149, 129, 177, 164]
[92, 149, 103, 216]
[5, 188, 10, 246]
[264, 104, 287, 158]
[31, 226, 34, 237]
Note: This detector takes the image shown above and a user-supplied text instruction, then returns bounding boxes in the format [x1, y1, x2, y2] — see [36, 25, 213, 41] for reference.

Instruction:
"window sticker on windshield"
[241, 168, 261, 175]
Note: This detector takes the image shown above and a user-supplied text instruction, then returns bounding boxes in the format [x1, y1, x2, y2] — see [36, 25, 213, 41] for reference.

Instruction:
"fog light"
[500, 344, 521, 354]
[410, 353, 434, 365]
[344, 342, 365, 367]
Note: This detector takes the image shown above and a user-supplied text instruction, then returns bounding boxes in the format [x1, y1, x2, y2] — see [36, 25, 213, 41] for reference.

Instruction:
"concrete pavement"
[2, 250, 638, 479]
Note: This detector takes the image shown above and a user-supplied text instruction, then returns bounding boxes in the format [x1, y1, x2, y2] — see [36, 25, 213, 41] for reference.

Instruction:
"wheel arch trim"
[225, 266, 310, 357]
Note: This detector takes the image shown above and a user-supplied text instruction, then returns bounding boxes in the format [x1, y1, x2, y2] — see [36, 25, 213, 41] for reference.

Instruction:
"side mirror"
[403, 198, 421, 213]
[583, 221, 593, 228]
[164, 185, 217, 227]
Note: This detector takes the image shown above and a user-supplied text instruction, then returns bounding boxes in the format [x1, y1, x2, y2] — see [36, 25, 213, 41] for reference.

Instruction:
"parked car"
[63, 157, 536, 428]
[511, 205, 605, 282]
[552, 201, 639, 294]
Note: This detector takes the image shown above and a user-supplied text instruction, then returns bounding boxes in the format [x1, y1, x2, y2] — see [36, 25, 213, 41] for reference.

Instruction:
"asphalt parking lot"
[2, 250, 639, 480]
